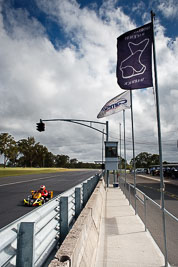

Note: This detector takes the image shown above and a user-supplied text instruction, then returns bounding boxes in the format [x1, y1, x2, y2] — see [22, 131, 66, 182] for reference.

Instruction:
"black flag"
[117, 23, 153, 90]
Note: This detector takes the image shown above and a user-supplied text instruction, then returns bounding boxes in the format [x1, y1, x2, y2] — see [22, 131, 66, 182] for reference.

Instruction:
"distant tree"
[44, 152, 55, 167]
[130, 152, 160, 168]
[130, 152, 151, 168]
[34, 144, 48, 167]
[18, 137, 38, 167]
[149, 154, 159, 166]
[0, 133, 104, 169]
[55, 154, 70, 167]
[70, 158, 78, 167]
[77, 161, 83, 168]
[7, 144, 19, 167]
[0, 133, 16, 168]
[118, 156, 129, 169]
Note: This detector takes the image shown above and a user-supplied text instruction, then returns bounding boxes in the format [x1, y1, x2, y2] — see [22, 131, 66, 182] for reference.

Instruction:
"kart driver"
[38, 185, 49, 199]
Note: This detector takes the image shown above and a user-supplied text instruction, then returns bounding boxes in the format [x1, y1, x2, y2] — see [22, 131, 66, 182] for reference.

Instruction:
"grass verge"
[0, 167, 75, 178]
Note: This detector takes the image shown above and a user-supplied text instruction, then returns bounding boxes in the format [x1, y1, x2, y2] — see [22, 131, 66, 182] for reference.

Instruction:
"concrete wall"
[49, 178, 106, 267]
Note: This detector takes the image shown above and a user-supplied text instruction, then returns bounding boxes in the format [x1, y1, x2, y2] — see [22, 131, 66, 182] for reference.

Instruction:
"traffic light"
[36, 121, 45, 132]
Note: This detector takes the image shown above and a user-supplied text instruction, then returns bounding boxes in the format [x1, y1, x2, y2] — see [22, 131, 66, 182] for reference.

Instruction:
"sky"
[0, 0, 178, 164]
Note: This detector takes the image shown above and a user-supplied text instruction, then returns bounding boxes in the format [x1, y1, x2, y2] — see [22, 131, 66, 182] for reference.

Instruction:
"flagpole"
[106, 120, 110, 187]
[151, 11, 168, 266]
[119, 122, 122, 177]
[102, 129, 104, 176]
[130, 90, 136, 212]
[123, 110, 127, 186]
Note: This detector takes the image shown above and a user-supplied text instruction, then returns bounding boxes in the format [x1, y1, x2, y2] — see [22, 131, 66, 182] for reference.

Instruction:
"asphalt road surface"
[0, 170, 98, 230]
[125, 173, 178, 217]
[125, 173, 178, 266]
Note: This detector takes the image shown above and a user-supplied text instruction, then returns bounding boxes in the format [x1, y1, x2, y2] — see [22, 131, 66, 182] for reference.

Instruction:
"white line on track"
[138, 174, 173, 184]
[0, 174, 61, 187]
[137, 174, 161, 182]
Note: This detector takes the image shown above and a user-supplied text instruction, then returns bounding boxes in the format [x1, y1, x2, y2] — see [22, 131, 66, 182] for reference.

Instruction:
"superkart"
[24, 190, 53, 206]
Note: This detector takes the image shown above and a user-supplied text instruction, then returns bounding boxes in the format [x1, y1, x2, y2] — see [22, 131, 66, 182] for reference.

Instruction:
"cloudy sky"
[0, 0, 178, 164]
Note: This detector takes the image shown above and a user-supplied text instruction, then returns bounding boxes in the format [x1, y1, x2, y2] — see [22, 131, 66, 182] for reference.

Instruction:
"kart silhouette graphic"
[120, 38, 149, 79]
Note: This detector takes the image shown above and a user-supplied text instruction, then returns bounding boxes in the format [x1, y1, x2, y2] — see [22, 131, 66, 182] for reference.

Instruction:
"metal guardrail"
[0, 172, 102, 267]
[119, 177, 178, 266]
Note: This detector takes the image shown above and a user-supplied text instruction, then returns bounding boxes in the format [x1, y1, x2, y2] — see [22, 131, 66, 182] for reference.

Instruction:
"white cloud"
[157, 0, 178, 19]
[0, 0, 178, 163]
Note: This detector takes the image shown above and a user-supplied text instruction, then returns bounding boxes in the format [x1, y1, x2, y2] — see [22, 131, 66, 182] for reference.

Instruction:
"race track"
[0, 170, 98, 229]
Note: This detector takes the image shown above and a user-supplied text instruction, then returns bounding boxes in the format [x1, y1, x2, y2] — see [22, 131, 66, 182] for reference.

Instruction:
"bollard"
[60, 196, 69, 243]
[16, 222, 35, 267]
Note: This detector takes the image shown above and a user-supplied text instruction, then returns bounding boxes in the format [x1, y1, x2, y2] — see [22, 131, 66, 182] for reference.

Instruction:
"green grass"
[0, 167, 74, 178]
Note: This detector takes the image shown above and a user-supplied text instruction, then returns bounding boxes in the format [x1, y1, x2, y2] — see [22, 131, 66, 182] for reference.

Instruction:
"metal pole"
[106, 120, 110, 187]
[101, 129, 104, 176]
[106, 121, 109, 141]
[151, 10, 168, 266]
[123, 110, 127, 186]
[130, 90, 136, 213]
[119, 122, 122, 177]
[102, 129, 104, 165]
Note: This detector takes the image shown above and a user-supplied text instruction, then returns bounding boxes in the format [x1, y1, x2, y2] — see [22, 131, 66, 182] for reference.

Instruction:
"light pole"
[37, 118, 108, 140]
[36, 118, 109, 169]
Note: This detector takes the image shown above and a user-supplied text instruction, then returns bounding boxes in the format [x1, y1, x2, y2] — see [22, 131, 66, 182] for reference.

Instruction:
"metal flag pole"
[123, 110, 127, 186]
[119, 122, 122, 176]
[106, 120, 110, 187]
[151, 11, 168, 266]
[130, 90, 136, 212]
[102, 129, 104, 176]
[102, 129, 104, 165]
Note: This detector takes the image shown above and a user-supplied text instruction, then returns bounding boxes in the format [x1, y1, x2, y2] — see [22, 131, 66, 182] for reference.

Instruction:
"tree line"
[0, 133, 100, 168]
[0, 133, 164, 169]
[130, 151, 168, 169]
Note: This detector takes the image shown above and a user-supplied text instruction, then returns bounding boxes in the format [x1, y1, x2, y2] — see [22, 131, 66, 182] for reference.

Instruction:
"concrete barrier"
[49, 178, 106, 267]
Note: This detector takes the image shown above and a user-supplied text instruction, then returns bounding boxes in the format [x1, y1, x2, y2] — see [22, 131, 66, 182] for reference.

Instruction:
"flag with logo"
[97, 91, 130, 118]
[116, 23, 153, 90]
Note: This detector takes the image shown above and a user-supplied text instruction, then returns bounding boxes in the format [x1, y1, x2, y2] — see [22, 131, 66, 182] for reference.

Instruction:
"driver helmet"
[40, 185, 46, 191]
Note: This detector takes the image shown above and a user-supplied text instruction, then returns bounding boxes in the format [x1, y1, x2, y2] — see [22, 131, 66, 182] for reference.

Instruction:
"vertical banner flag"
[116, 23, 153, 90]
[97, 90, 130, 118]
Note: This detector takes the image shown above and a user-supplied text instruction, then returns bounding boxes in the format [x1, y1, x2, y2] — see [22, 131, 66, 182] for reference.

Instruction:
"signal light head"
[36, 121, 45, 132]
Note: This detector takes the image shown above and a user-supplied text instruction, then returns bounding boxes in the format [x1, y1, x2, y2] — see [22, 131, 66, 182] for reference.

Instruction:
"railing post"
[60, 196, 68, 243]
[87, 179, 91, 196]
[83, 182, 88, 207]
[113, 170, 116, 184]
[75, 187, 81, 219]
[16, 222, 35, 267]
[93, 175, 97, 188]
[90, 178, 94, 194]
[144, 195, 147, 231]
[91, 176, 95, 190]
[129, 184, 131, 205]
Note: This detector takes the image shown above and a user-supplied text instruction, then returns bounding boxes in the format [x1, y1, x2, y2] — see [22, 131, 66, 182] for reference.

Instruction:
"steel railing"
[0, 172, 102, 267]
[119, 176, 178, 267]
